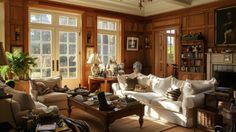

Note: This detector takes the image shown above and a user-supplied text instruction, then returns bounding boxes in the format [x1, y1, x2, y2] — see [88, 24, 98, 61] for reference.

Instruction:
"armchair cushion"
[32, 81, 53, 95]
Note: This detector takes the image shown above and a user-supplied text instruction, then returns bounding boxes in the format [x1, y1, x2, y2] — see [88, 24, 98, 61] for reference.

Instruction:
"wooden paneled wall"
[4, 0, 236, 85]
[3, 0, 148, 86]
[146, 0, 236, 76]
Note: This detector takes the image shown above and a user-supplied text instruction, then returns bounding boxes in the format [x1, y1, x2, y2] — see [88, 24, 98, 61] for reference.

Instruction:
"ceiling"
[49, 0, 220, 16]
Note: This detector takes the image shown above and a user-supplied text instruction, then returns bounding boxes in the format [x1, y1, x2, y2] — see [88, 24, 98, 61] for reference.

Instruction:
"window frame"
[97, 17, 121, 64]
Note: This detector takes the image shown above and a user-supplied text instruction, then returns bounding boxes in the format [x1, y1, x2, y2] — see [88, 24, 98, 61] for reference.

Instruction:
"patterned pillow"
[165, 88, 181, 101]
[126, 77, 138, 91]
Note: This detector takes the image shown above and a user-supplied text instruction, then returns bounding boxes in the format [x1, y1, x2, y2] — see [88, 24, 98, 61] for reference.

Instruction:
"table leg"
[68, 105, 72, 117]
[104, 80, 108, 92]
[139, 115, 143, 128]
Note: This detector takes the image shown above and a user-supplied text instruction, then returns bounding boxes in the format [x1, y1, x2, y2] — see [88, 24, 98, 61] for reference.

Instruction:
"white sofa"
[112, 73, 217, 127]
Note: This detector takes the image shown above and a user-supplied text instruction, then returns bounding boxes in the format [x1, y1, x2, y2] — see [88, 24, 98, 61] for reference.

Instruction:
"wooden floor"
[61, 108, 207, 132]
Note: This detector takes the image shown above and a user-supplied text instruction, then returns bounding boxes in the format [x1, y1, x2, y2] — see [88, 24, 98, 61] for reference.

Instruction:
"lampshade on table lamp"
[0, 42, 8, 66]
[87, 53, 101, 76]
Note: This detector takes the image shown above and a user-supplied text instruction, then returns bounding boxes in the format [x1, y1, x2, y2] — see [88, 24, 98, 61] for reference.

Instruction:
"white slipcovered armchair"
[29, 76, 68, 110]
[0, 81, 58, 128]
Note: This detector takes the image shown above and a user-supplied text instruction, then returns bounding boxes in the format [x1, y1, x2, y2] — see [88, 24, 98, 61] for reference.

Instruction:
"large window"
[97, 17, 121, 64]
[29, 8, 81, 88]
[166, 29, 176, 64]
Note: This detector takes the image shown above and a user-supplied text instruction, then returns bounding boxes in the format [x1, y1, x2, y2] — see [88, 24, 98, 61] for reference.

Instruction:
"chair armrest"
[111, 83, 125, 97]
[0, 99, 21, 127]
[182, 89, 214, 109]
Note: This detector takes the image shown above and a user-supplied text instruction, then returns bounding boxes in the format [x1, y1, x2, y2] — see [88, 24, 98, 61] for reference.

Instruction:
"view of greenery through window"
[166, 29, 176, 64]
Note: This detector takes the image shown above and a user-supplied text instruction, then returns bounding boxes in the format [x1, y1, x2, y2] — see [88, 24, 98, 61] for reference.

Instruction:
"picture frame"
[224, 53, 232, 63]
[86, 31, 93, 46]
[215, 5, 236, 46]
[86, 47, 94, 60]
[11, 45, 23, 52]
[126, 37, 139, 51]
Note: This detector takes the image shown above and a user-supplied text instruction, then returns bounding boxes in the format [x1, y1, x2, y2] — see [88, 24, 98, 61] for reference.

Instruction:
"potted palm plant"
[0, 50, 37, 80]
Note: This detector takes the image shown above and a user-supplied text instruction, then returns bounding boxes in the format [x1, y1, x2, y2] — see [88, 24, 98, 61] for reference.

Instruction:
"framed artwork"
[215, 5, 236, 46]
[86, 47, 94, 60]
[11, 45, 23, 52]
[86, 31, 93, 46]
[224, 53, 232, 63]
[126, 37, 139, 51]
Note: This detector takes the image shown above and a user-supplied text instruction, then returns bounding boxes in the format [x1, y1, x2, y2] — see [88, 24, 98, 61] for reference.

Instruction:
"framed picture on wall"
[215, 5, 236, 46]
[11, 45, 23, 52]
[126, 37, 139, 51]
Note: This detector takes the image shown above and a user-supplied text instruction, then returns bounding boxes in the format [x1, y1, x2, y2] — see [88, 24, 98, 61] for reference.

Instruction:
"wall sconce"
[15, 26, 20, 41]
[144, 36, 151, 48]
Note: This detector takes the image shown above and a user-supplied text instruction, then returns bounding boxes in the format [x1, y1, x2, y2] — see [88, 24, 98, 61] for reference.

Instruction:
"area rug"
[62, 108, 177, 132]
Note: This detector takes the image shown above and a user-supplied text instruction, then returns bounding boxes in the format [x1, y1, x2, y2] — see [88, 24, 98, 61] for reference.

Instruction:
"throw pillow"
[165, 88, 181, 101]
[126, 77, 138, 91]
[152, 76, 172, 96]
[33, 81, 53, 95]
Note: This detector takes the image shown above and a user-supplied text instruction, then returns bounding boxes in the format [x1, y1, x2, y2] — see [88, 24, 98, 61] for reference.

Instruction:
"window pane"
[60, 56, 67, 67]
[42, 31, 51, 41]
[59, 16, 67, 25]
[97, 45, 101, 54]
[69, 56, 76, 66]
[103, 45, 108, 54]
[110, 35, 115, 45]
[31, 43, 40, 54]
[42, 44, 51, 54]
[69, 68, 76, 78]
[30, 13, 51, 24]
[60, 68, 67, 78]
[60, 32, 67, 42]
[31, 30, 40, 41]
[103, 35, 108, 44]
[68, 17, 77, 26]
[69, 32, 76, 43]
[42, 56, 51, 67]
[97, 34, 102, 44]
[42, 68, 51, 77]
[103, 56, 108, 64]
[30, 13, 41, 23]
[60, 44, 67, 54]
[69, 45, 76, 54]
[41, 14, 51, 24]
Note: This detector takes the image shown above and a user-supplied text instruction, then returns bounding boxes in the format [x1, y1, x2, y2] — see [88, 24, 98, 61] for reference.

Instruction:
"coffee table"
[68, 97, 145, 132]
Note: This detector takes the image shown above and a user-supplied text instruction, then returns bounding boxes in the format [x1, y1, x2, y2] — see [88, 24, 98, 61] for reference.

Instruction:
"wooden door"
[154, 30, 166, 77]
[154, 27, 179, 77]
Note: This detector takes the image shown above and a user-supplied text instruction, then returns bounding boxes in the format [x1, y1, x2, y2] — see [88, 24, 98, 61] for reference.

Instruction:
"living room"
[1, 0, 236, 131]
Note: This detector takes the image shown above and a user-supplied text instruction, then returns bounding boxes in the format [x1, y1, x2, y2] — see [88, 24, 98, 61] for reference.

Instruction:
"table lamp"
[87, 53, 101, 76]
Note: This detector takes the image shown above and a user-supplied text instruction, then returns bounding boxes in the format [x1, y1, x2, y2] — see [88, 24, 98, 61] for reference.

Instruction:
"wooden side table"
[88, 76, 117, 92]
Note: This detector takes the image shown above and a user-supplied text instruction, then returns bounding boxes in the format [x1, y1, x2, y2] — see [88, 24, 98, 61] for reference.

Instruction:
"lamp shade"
[0, 42, 8, 65]
[87, 53, 101, 64]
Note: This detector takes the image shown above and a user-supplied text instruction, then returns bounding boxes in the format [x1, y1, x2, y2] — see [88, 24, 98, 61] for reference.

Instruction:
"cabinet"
[179, 40, 205, 80]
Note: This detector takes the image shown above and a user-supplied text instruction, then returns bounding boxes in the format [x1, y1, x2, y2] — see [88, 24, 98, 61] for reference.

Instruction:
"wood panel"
[187, 13, 205, 27]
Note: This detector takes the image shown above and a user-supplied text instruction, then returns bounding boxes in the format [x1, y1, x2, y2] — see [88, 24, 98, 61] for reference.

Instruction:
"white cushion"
[150, 98, 182, 113]
[184, 78, 216, 95]
[152, 76, 172, 96]
[130, 92, 162, 104]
